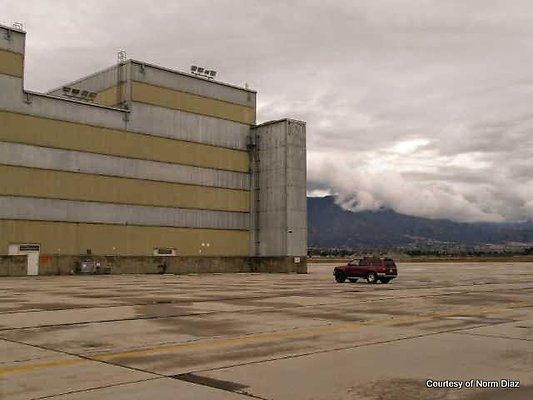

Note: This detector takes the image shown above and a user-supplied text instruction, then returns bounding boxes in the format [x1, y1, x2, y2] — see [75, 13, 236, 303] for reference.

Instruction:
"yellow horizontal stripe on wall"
[0, 220, 250, 256]
[0, 111, 249, 173]
[0, 49, 23, 78]
[0, 165, 250, 212]
[131, 81, 256, 125]
[94, 84, 126, 107]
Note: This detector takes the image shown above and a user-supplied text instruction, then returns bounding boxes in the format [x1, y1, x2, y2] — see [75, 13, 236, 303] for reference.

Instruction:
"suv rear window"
[385, 260, 396, 267]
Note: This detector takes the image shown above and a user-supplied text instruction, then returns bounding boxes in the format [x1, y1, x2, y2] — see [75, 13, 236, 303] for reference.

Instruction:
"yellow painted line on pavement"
[0, 358, 86, 377]
[1, 300, 532, 377]
[94, 300, 533, 361]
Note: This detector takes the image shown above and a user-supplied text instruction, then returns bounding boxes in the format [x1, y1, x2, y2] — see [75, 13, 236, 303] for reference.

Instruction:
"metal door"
[8, 244, 40, 276]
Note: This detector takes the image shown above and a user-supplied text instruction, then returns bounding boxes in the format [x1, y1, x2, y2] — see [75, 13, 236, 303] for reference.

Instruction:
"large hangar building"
[0, 24, 307, 275]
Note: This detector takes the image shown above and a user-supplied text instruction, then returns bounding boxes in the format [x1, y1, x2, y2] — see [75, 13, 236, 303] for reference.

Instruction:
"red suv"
[333, 257, 398, 284]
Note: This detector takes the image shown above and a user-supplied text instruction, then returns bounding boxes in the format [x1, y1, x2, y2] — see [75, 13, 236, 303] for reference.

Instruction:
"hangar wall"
[0, 24, 307, 275]
[252, 120, 307, 259]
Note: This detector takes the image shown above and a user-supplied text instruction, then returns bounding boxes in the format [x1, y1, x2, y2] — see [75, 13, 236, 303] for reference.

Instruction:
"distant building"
[0, 24, 307, 275]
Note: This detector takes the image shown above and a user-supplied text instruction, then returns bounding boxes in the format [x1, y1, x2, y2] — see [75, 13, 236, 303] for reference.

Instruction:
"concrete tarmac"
[0, 262, 532, 399]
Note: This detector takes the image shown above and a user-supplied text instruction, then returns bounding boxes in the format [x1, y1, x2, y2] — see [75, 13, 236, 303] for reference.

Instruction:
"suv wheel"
[380, 278, 391, 284]
[335, 271, 346, 283]
[366, 272, 378, 284]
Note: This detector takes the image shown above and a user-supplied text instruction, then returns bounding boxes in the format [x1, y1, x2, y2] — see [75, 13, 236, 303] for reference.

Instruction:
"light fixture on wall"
[117, 50, 127, 64]
[190, 65, 217, 80]
[62, 86, 98, 102]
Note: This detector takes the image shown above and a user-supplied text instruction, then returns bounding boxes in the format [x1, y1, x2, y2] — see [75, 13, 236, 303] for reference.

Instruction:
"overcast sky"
[2, 0, 533, 223]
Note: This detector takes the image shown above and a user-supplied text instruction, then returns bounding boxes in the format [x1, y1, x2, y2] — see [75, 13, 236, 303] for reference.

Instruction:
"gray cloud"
[2, 0, 533, 222]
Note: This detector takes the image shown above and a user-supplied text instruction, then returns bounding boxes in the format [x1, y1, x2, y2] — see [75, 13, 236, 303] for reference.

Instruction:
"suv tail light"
[384, 261, 396, 273]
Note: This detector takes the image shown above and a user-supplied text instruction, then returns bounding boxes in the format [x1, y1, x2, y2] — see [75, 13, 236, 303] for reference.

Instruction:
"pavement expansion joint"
[27, 377, 163, 400]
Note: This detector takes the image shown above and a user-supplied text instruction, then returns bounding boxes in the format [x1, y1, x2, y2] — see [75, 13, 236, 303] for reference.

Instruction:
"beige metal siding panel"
[0, 220, 250, 256]
[0, 165, 250, 212]
[94, 84, 125, 107]
[0, 49, 23, 78]
[0, 78, 251, 152]
[0, 111, 249, 172]
[0, 142, 250, 190]
[131, 81, 256, 125]
[131, 64, 256, 108]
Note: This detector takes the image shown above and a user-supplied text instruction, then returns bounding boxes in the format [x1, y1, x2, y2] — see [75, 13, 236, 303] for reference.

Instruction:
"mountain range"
[307, 196, 533, 249]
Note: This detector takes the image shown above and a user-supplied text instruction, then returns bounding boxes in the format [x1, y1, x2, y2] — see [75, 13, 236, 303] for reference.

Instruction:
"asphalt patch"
[172, 372, 249, 393]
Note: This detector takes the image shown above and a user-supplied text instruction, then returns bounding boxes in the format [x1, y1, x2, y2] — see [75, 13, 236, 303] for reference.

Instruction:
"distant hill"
[308, 196, 533, 249]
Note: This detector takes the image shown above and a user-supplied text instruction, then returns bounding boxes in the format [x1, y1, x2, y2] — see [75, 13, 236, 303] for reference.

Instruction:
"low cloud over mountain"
[308, 197, 533, 249]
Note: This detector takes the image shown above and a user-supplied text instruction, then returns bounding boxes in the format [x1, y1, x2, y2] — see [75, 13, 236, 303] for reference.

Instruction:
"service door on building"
[8, 244, 40, 276]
